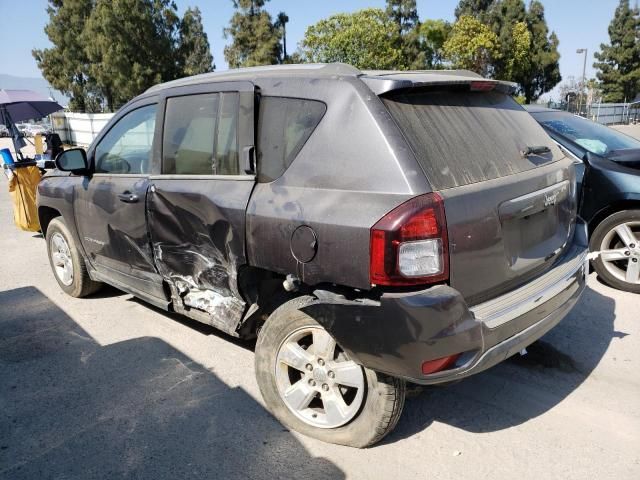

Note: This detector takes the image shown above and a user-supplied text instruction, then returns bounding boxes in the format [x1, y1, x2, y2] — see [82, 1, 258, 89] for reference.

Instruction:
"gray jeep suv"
[38, 64, 588, 447]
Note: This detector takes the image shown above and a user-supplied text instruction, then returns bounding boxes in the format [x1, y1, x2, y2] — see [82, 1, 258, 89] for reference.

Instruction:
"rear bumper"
[304, 219, 588, 384]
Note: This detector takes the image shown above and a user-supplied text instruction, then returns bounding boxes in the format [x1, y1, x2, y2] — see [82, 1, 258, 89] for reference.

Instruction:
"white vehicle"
[26, 124, 50, 136]
[16, 123, 31, 135]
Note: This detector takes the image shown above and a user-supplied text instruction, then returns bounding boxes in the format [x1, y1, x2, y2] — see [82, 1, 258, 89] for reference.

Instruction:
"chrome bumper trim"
[470, 245, 588, 328]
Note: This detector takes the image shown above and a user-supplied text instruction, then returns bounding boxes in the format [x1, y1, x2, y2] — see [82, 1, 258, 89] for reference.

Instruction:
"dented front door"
[146, 82, 256, 335]
[75, 100, 166, 303]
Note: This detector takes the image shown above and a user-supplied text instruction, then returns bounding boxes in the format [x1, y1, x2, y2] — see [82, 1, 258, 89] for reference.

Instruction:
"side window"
[257, 97, 326, 183]
[216, 92, 240, 175]
[95, 104, 156, 174]
[163, 93, 219, 175]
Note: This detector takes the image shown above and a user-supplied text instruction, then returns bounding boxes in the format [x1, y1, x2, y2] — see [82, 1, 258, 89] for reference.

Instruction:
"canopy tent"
[0, 89, 62, 121]
[0, 89, 63, 159]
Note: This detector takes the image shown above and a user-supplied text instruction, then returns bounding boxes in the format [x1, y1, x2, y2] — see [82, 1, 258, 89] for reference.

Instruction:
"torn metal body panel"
[146, 179, 253, 335]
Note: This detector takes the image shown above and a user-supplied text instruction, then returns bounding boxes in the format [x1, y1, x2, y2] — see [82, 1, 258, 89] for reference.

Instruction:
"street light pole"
[576, 48, 588, 114]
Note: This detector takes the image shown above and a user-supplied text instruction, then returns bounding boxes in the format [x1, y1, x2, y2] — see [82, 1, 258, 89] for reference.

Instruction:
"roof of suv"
[146, 63, 516, 95]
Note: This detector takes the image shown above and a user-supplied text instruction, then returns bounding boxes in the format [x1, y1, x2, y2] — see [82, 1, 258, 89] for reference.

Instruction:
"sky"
[0, 0, 625, 101]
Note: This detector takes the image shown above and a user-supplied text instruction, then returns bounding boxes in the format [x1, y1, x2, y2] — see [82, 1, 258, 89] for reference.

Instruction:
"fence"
[547, 100, 638, 125]
[51, 112, 114, 146]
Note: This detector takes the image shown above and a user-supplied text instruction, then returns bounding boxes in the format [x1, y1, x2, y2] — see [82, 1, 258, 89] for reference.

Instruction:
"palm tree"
[275, 11, 289, 62]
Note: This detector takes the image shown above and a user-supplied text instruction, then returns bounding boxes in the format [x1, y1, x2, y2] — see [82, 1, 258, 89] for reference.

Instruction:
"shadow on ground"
[391, 284, 619, 441]
[127, 296, 256, 350]
[0, 287, 344, 480]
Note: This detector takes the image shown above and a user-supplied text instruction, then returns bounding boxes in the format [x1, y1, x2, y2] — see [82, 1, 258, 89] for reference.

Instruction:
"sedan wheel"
[599, 221, 640, 285]
[591, 210, 640, 293]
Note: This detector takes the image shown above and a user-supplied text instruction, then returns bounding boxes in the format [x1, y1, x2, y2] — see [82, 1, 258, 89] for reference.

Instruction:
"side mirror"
[55, 148, 90, 174]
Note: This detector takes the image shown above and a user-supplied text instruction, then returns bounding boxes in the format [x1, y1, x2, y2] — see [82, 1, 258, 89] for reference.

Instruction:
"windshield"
[532, 111, 640, 156]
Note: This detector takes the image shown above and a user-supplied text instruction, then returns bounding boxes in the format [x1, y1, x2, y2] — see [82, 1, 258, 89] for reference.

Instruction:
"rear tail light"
[370, 193, 449, 286]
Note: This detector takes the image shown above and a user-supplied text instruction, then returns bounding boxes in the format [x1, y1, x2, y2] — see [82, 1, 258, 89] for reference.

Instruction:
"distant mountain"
[0, 73, 69, 105]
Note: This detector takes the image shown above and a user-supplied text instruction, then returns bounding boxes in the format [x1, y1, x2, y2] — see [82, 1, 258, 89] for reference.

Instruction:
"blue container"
[0, 148, 14, 166]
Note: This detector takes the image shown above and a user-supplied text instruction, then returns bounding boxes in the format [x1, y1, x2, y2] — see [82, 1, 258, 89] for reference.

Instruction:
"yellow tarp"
[8, 166, 42, 232]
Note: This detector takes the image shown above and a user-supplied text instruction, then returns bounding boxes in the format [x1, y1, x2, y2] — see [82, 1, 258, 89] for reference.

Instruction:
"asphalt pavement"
[0, 138, 639, 479]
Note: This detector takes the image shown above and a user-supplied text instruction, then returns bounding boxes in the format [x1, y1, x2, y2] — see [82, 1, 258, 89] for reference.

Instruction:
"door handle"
[117, 192, 139, 203]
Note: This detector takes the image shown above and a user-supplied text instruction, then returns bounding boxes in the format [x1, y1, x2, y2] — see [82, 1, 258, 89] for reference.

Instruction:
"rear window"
[257, 97, 326, 182]
[382, 90, 562, 190]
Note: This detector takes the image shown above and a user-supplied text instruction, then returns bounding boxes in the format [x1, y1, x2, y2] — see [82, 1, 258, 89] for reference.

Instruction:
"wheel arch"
[38, 206, 62, 236]
[587, 199, 640, 237]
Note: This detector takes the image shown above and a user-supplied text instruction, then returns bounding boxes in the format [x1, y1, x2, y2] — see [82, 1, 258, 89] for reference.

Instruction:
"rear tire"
[255, 296, 406, 448]
[590, 210, 640, 294]
[46, 217, 103, 297]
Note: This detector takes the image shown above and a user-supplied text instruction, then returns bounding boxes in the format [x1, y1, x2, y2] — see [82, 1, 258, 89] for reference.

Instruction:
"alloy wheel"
[51, 232, 74, 286]
[599, 221, 640, 285]
[274, 326, 365, 429]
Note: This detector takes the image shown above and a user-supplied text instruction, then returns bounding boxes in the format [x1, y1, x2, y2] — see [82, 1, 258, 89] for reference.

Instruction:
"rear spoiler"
[360, 73, 518, 96]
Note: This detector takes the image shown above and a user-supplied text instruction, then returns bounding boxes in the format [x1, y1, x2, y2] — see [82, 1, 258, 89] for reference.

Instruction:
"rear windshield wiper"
[521, 145, 551, 157]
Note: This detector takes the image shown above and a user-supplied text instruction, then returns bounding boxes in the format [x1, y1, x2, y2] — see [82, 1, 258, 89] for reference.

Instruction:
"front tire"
[255, 296, 406, 448]
[590, 210, 640, 293]
[46, 217, 102, 297]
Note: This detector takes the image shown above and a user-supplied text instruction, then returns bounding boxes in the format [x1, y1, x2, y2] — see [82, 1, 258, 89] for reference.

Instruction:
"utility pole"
[576, 48, 588, 115]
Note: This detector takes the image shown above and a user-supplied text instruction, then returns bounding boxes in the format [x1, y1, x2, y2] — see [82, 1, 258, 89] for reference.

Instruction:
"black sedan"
[526, 105, 640, 293]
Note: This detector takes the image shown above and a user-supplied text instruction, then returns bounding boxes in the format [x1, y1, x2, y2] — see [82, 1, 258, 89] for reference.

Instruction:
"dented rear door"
[146, 81, 256, 334]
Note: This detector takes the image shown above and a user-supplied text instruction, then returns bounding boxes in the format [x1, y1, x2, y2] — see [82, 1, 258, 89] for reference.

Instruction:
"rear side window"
[382, 91, 563, 190]
[216, 93, 240, 175]
[162, 92, 240, 175]
[257, 97, 326, 182]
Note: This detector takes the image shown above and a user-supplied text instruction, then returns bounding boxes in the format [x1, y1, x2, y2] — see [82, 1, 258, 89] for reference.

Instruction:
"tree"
[454, 0, 494, 22]
[419, 19, 452, 68]
[594, 0, 640, 102]
[83, 0, 181, 111]
[300, 8, 403, 70]
[178, 7, 214, 76]
[275, 12, 289, 61]
[503, 21, 531, 80]
[385, 0, 424, 69]
[557, 76, 581, 102]
[386, 0, 419, 35]
[453, 0, 560, 101]
[32, 0, 96, 111]
[224, 0, 282, 68]
[586, 78, 603, 105]
[488, 0, 526, 79]
[443, 15, 500, 76]
[520, 1, 561, 102]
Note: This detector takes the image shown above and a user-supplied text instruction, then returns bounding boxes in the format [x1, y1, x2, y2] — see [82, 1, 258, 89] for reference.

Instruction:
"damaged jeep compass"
[38, 64, 588, 447]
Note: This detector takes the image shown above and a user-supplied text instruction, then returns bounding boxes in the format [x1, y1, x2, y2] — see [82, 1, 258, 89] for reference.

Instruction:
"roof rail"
[146, 63, 362, 93]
